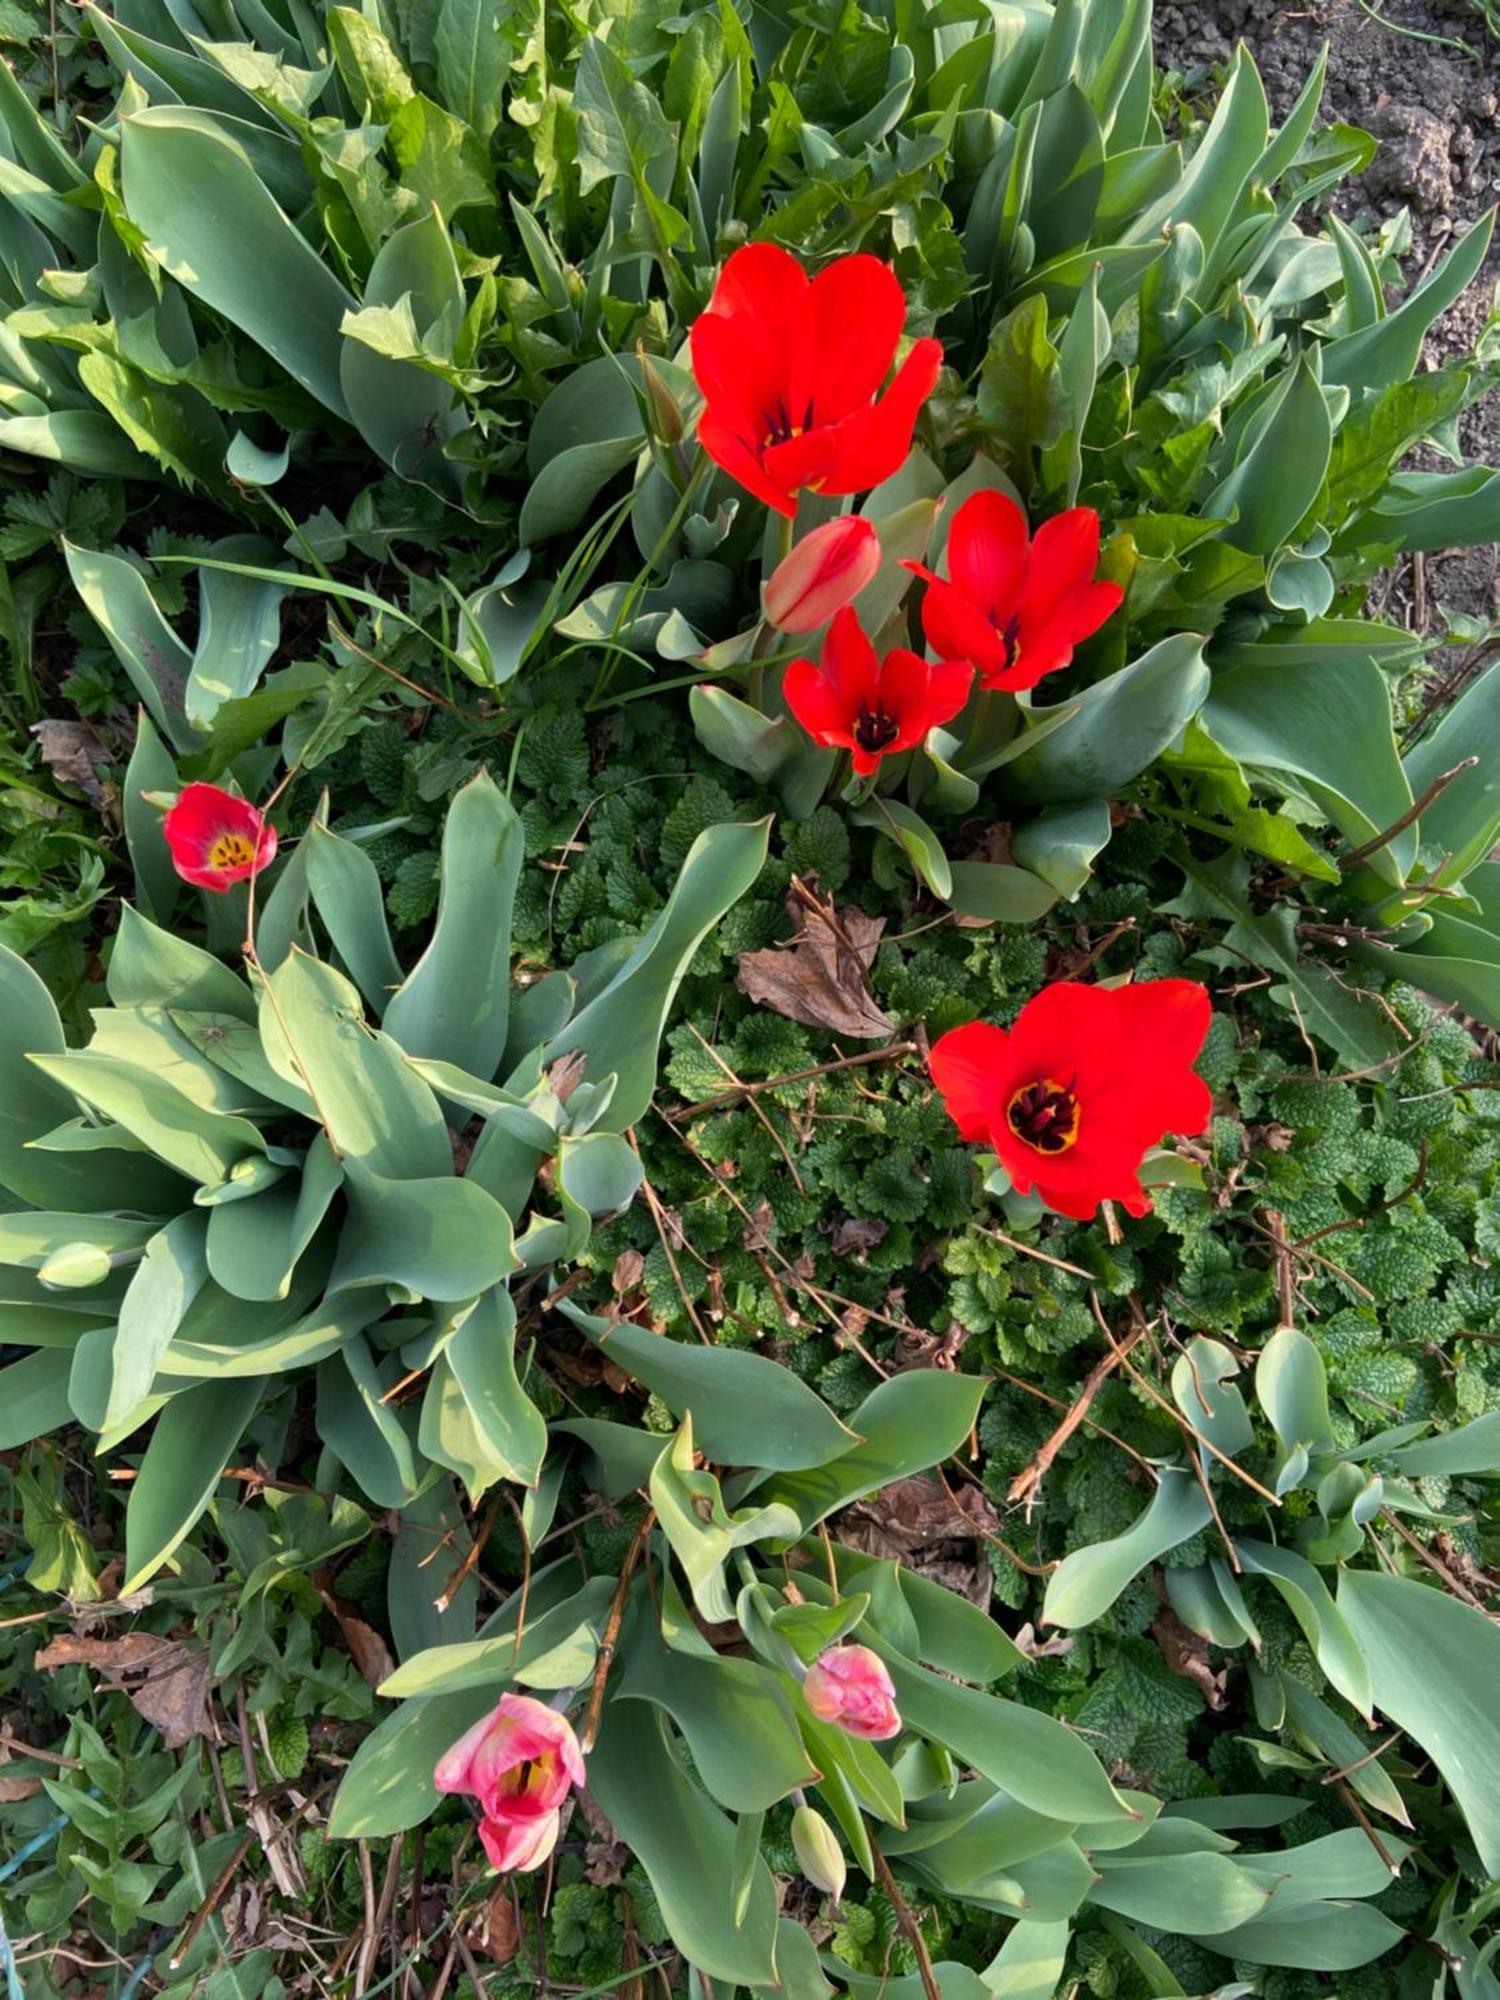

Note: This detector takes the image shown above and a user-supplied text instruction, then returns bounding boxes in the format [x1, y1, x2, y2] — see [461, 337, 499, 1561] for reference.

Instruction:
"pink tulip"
[435, 1693, 585, 1874]
[802, 1643, 901, 1740]
[763, 515, 880, 633]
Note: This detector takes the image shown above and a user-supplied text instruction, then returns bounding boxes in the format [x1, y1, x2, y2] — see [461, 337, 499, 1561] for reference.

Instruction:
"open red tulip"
[690, 244, 943, 519]
[162, 784, 277, 892]
[905, 490, 1123, 692]
[929, 980, 1212, 1221]
[435, 1693, 586, 1875]
[784, 605, 972, 776]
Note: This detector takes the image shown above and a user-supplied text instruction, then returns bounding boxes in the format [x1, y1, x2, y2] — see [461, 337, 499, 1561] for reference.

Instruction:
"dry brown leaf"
[31, 719, 111, 805]
[837, 1475, 1000, 1607]
[470, 1883, 523, 1962]
[1012, 1622, 1075, 1662]
[828, 1215, 888, 1258]
[1151, 1607, 1227, 1710]
[0, 1742, 43, 1804]
[611, 1248, 646, 1295]
[336, 1609, 395, 1688]
[737, 883, 892, 1040]
[890, 1320, 967, 1373]
[34, 1632, 214, 1748]
[548, 1051, 588, 1103]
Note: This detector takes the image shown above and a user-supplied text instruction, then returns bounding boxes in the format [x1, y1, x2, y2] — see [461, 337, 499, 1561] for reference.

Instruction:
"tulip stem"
[581, 1509, 654, 1753]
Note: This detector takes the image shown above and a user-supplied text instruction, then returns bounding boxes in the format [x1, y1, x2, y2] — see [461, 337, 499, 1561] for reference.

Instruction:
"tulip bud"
[763, 515, 880, 633]
[791, 1805, 847, 1904]
[802, 1643, 901, 1740]
[636, 345, 686, 447]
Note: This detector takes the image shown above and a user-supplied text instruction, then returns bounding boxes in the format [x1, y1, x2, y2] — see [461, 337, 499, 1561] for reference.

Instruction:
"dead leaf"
[737, 880, 893, 1039]
[336, 1609, 395, 1688]
[34, 1632, 214, 1748]
[470, 1883, 523, 1962]
[837, 1475, 1000, 1606]
[611, 1248, 646, 1295]
[1012, 1623, 1075, 1662]
[0, 1741, 42, 1804]
[828, 1215, 888, 1258]
[31, 719, 111, 806]
[1151, 1607, 1227, 1710]
[547, 1051, 588, 1103]
[742, 1198, 775, 1252]
[890, 1321, 967, 1373]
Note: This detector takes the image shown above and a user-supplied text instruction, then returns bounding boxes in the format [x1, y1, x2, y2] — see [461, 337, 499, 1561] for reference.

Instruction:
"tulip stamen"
[207, 832, 257, 869]
[1007, 1077, 1081, 1154]
[853, 704, 900, 754]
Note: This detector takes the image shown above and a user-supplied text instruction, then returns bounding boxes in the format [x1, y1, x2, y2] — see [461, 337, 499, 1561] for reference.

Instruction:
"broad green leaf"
[0, 945, 180, 1212]
[1043, 1468, 1213, 1628]
[63, 541, 194, 752]
[0, 1348, 76, 1449]
[419, 1286, 544, 1494]
[981, 1918, 1072, 2000]
[618, 1627, 819, 1812]
[753, 1372, 989, 1529]
[380, 1576, 615, 1697]
[1196, 1900, 1405, 1971]
[122, 710, 181, 924]
[652, 1419, 800, 1623]
[1387, 1409, 1500, 1478]
[1203, 650, 1414, 886]
[191, 565, 288, 731]
[1202, 357, 1331, 555]
[589, 1701, 781, 1987]
[1338, 1568, 1500, 1876]
[851, 797, 952, 900]
[946, 861, 1059, 924]
[1255, 1327, 1335, 1482]
[123, 1376, 262, 1591]
[385, 771, 522, 1077]
[434, 0, 509, 139]
[316, 1335, 424, 1507]
[976, 294, 1066, 490]
[1239, 1539, 1370, 1716]
[1090, 1852, 1271, 1933]
[105, 1213, 209, 1430]
[305, 822, 404, 1015]
[881, 1650, 1129, 1822]
[1323, 209, 1495, 392]
[205, 1132, 343, 1301]
[980, 635, 1209, 802]
[339, 207, 464, 493]
[331, 1160, 517, 1300]
[30, 1051, 267, 1187]
[258, 950, 452, 1179]
[1278, 1676, 1410, 1826]
[120, 106, 355, 418]
[387, 1477, 480, 1662]
[1403, 661, 1500, 887]
[543, 816, 770, 1130]
[1012, 799, 1112, 900]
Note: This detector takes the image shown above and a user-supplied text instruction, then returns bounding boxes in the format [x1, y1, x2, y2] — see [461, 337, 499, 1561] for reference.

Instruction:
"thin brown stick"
[977, 1226, 1094, 1280]
[936, 1466, 1056, 1577]
[1319, 1731, 1402, 1787]
[1008, 1328, 1146, 1511]
[355, 1839, 381, 1994]
[436, 1492, 503, 1616]
[989, 1365, 1160, 1481]
[581, 1510, 654, 1753]
[1332, 1778, 1403, 1876]
[0, 1730, 82, 1769]
[869, 1843, 941, 2000]
[1187, 1437, 1242, 1574]
[668, 1043, 920, 1121]
[628, 1131, 714, 1345]
[168, 1828, 257, 1969]
[1291, 1139, 1429, 1250]
[684, 1021, 805, 1193]
[1339, 759, 1479, 872]
[1263, 1209, 1296, 1329]
[1381, 1507, 1489, 1610]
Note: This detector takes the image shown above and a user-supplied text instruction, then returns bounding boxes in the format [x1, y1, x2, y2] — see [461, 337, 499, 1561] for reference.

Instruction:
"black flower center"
[853, 705, 900, 754]
[989, 610, 1023, 670]
[1006, 1077, 1081, 1154]
[761, 396, 815, 447]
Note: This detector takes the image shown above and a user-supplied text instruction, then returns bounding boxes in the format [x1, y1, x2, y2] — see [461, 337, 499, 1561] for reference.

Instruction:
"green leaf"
[1090, 1852, 1271, 1933]
[543, 816, 770, 1130]
[1203, 649, 1413, 886]
[1043, 1468, 1213, 1628]
[618, 1629, 820, 1812]
[385, 770, 523, 1078]
[419, 1285, 545, 1493]
[316, 1335, 424, 1507]
[186, 560, 287, 729]
[1338, 1569, 1500, 1876]
[205, 1132, 343, 1301]
[1323, 209, 1495, 392]
[109, 903, 256, 1021]
[850, 797, 952, 900]
[1202, 357, 1331, 556]
[1403, 661, 1500, 887]
[434, 0, 509, 139]
[976, 294, 1066, 490]
[0, 1348, 76, 1449]
[977, 634, 1209, 803]
[1239, 1539, 1371, 1716]
[123, 1375, 262, 1591]
[305, 821, 404, 1016]
[331, 1160, 518, 1301]
[882, 1648, 1129, 1823]
[1197, 1901, 1405, 1972]
[380, 1576, 615, 1698]
[259, 950, 452, 1180]
[120, 106, 355, 419]
[105, 1213, 209, 1431]
[30, 1050, 268, 1186]
[1011, 799, 1112, 900]
[63, 541, 194, 752]
[589, 1700, 781, 1987]
[340, 207, 464, 493]
[753, 1372, 989, 1531]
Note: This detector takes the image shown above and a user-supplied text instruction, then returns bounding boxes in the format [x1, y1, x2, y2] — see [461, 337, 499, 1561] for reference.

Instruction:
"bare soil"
[1154, 0, 1500, 627]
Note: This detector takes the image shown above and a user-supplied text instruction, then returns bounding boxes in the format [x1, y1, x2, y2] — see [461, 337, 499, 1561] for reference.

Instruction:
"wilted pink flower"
[803, 1644, 901, 1740]
[434, 1693, 585, 1874]
[764, 515, 881, 632]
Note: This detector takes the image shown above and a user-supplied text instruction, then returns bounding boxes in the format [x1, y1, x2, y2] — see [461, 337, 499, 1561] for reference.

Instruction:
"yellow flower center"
[1006, 1077, 1081, 1155]
[499, 1754, 557, 1800]
[208, 831, 256, 870]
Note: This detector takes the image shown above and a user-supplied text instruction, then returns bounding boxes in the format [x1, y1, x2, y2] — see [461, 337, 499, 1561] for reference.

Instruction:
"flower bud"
[636, 345, 686, 446]
[763, 515, 880, 633]
[802, 1643, 901, 1740]
[791, 1805, 847, 1904]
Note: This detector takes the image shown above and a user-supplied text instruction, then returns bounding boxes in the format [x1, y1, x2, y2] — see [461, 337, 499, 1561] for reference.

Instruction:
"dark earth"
[1154, 0, 1500, 630]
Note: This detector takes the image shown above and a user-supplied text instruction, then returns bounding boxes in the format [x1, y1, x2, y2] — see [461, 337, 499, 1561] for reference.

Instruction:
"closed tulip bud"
[637, 345, 686, 447]
[763, 515, 880, 633]
[791, 1805, 847, 1904]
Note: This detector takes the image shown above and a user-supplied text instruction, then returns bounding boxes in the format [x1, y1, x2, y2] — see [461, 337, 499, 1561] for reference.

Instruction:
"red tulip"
[803, 1644, 901, 1741]
[905, 490, 1123, 692]
[784, 605, 972, 776]
[162, 784, 277, 892]
[435, 1693, 586, 1876]
[929, 980, 1212, 1222]
[764, 515, 881, 633]
[690, 244, 943, 519]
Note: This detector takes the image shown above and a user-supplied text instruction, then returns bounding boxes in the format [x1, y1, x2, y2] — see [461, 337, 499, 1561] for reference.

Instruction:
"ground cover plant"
[3, 0, 1500, 1992]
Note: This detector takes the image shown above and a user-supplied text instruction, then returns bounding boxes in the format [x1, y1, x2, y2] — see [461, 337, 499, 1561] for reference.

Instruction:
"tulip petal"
[929, 1021, 1009, 1144]
[803, 254, 909, 423]
[946, 489, 1029, 615]
[814, 336, 943, 497]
